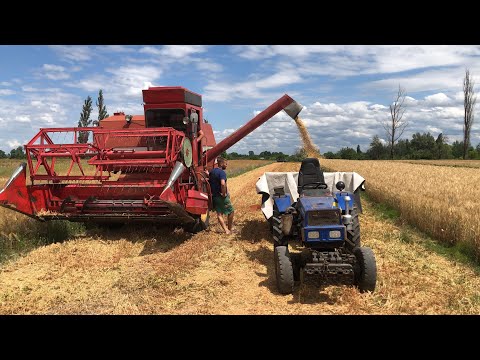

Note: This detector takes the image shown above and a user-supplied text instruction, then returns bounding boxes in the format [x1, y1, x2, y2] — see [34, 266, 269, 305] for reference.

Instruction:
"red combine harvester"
[0, 87, 302, 232]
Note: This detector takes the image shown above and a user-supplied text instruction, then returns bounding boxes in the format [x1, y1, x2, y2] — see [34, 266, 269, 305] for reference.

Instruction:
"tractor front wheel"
[274, 246, 294, 294]
[353, 247, 377, 293]
[346, 206, 361, 250]
[290, 252, 302, 281]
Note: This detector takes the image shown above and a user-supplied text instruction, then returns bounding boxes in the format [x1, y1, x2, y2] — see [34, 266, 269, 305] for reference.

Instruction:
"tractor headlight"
[329, 230, 342, 238]
[308, 231, 319, 239]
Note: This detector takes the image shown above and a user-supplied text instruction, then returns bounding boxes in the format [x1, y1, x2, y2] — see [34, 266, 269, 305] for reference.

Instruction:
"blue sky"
[1, 45, 479, 155]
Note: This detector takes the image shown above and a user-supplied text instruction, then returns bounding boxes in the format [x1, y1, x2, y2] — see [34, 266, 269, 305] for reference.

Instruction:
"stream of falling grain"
[294, 117, 321, 158]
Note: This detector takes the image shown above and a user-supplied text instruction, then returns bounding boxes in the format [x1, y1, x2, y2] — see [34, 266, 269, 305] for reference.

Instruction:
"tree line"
[323, 133, 480, 160]
[220, 149, 308, 162]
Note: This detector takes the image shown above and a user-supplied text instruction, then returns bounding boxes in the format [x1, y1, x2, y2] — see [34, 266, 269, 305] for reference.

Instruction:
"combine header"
[0, 86, 302, 232]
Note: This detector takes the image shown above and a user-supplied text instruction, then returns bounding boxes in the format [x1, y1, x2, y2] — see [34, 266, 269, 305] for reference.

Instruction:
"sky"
[1, 45, 479, 155]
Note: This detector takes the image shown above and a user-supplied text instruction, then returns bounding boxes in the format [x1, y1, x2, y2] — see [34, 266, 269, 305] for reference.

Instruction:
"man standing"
[209, 157, 235, 234]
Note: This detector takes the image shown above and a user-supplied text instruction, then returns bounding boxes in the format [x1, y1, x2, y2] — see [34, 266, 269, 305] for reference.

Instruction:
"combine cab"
[1, 86, 303, 232]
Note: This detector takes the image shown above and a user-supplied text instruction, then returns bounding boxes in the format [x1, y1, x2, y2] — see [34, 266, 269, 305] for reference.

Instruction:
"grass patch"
[0, 220, 85, 263]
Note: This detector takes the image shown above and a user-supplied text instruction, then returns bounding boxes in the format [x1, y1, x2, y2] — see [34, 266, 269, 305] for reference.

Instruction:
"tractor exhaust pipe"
[203, 94, 303, 163]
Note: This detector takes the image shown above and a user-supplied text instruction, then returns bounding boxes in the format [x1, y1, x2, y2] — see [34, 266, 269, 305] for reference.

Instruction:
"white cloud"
[7, 139, 21, 148]
[98, 45, 135, 53]
[195, 60, 223, 73]
[21, 86, 38, 92]
[160, 45, 208, 58]
[223, 92, 480, 154]
[41, 63, 70, 80]
[367, 67, 469, 93]
[204, 69, 303, 102]
[423, 93, 452, 106]
[0, 89, 15, 96]
[16, 115, 31, 123]
[50, 45, 92, 62]
[256, 70, 302, 88]
[139, 46, 162, 55]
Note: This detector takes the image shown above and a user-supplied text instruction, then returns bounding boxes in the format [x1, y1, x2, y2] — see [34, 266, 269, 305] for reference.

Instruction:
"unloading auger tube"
[203, 94, 303, 163]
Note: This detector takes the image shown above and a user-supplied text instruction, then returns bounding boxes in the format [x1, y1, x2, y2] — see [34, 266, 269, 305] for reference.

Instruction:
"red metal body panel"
[0, 164, 35, 217]
[185, 189, 209, 215]
[143, 87, 202, 105]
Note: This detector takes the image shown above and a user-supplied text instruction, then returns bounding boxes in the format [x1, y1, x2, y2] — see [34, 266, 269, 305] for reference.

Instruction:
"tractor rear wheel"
[272, 212, 286, 247]
[274, 245, 294, 294]
[353, 246, 377, 293]
[347, 206, 361, 250]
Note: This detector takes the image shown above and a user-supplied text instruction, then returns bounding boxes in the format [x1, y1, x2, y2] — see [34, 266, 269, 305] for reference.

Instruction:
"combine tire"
[347, 206, 361, 250]
[353, 247, 377, 293]
[184, 213, 209, 234]
[274, 246, 294, 294]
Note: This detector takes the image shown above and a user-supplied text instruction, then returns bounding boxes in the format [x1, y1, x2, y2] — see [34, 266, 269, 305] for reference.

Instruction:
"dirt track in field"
[1, 162, 480, 314]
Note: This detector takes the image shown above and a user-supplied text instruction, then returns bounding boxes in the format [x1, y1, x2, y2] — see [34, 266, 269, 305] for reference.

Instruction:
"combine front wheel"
[184, 212, 209, 233]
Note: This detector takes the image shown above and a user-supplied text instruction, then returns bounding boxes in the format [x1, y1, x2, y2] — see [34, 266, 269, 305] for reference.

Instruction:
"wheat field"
[321, 159, 480, 260]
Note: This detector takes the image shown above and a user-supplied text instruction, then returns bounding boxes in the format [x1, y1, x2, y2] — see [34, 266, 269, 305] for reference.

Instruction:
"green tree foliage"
[0, 150, 7, 159]
[9, 146, 26, 159]
[366, 135, 386, 160]
[289, 147, 308, 162]
[323, 151, 339, 159]
[410, 132, 436, 159]
[221, 150, 228, 159]
[451, 140, 464, 159]
[435, 133, 452, 159]
[394, 139, 410, 159]
[78, 96, 93, 143]
[94, 89, 108, 126]
[338, 147, 358, 160]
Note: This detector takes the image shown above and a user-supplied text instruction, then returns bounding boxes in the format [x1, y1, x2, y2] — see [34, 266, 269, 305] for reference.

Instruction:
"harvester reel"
[181, 138, 193, 168]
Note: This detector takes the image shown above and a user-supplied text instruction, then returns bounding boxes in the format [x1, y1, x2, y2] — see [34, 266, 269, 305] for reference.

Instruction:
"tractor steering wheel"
[301, 182, 328, 190]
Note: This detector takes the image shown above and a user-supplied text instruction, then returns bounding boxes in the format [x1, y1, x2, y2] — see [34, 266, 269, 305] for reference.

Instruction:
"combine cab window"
[146, 109, 186, 131]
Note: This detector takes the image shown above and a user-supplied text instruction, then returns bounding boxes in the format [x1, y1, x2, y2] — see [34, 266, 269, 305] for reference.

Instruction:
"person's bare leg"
[227, 211, 234, 231]
[217, 213, 231, 234]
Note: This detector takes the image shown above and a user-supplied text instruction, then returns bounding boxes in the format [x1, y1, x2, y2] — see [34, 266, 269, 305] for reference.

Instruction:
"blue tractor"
[256, 158, 377, 294]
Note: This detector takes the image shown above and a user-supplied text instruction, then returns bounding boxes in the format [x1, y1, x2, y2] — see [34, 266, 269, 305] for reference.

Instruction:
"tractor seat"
[298, 158, 326, 196]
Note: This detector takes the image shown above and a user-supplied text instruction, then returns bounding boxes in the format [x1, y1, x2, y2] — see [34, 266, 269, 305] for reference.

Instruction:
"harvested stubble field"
[1, 161, 480, 314]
